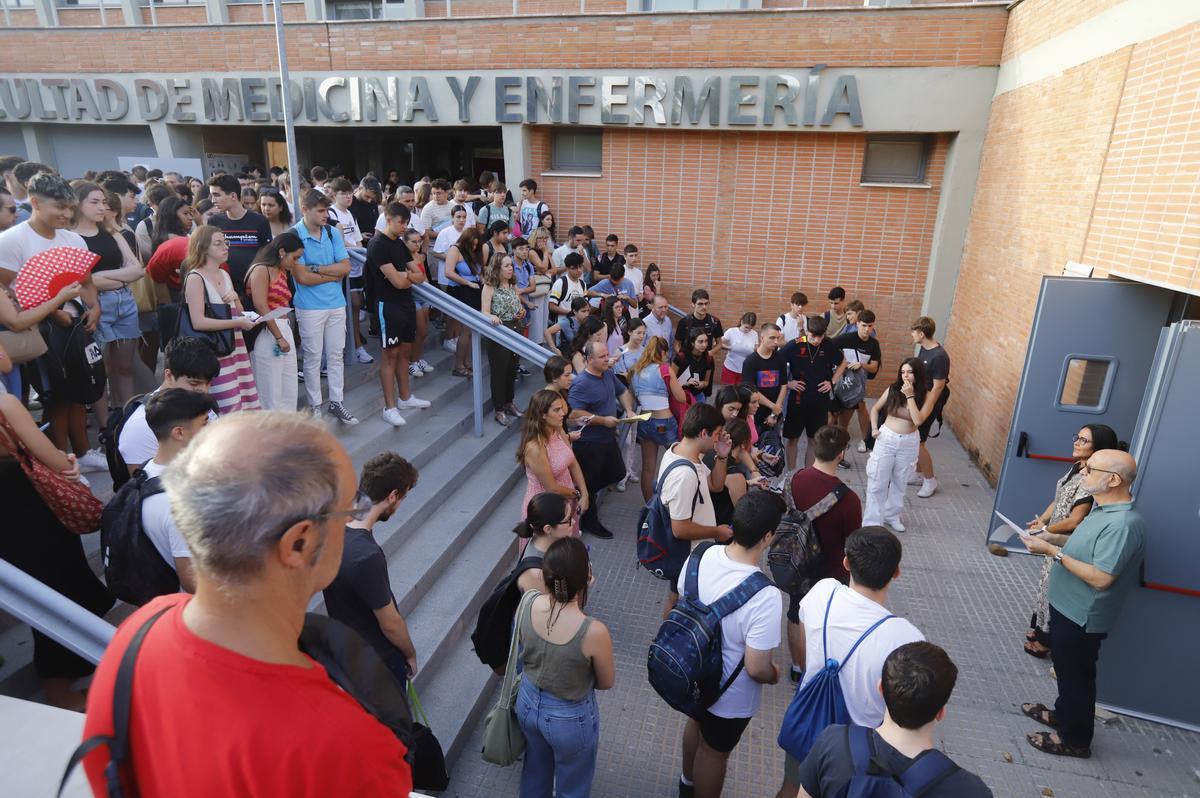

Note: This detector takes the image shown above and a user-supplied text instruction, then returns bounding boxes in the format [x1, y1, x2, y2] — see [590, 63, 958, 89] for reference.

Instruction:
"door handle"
[1016, 431, 1075, 463]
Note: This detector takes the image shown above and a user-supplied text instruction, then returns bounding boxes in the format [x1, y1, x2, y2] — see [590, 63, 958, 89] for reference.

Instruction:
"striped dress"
[194, 270, 261, 414]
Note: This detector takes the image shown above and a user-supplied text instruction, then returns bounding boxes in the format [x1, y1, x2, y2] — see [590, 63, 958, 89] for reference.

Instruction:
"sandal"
[1025, 630, 1038, 642]
[1021, 703, 1058, 728]
[1023, 641, 1050, 659]
[452, 367, 472, 378]
[1026, 731, 1090, 758]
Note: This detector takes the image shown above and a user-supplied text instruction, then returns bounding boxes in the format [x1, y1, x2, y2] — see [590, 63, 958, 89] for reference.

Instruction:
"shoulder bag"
[0, 285, 48, 364]
[175, 271, 234, 357]
[481, 589, 537, 766]
[0, 407, 103, 534]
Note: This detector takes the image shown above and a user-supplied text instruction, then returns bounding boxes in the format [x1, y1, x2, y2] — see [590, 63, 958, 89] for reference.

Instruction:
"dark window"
[551, 130, 603, 174]
[1058, 357, 1113, 410]
[861, 135, 931, 185]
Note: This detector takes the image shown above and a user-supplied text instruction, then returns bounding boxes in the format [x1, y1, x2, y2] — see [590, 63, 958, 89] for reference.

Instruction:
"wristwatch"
[1053, 549, 1064, 564]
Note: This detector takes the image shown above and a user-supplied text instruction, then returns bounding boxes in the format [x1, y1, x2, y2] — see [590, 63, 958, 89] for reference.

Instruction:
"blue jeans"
[516, 677, 599, 798]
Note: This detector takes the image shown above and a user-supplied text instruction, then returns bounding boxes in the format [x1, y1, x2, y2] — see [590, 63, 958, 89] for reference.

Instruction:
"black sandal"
[1023, 641, 1050, 659]
[1021, 702, 1057, 728]
[1026, 731, 1090, 758]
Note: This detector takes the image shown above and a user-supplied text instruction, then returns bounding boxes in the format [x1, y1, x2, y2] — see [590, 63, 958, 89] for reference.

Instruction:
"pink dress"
[521, 433, 581, 538]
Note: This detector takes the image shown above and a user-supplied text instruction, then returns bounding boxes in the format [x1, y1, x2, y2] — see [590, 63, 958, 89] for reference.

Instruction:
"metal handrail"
[666, 303, 687, 318]
[0, 559, 115, 666]
[412, 283, 550, 437]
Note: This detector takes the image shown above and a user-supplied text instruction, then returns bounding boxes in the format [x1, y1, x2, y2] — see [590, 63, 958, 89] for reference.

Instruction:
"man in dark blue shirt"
[780, 315, 845, 472]
[568, 339, 635, 539]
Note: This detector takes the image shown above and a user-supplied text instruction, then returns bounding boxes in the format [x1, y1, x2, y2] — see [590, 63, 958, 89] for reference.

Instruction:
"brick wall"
[531, 126, 947, 371]
[1000, 0, 1126, 61]
[227, 1, 307, 22]
[0, 7, 1006, 71]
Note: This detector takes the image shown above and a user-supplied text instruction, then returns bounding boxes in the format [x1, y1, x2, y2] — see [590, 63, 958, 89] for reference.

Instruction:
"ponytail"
[515, 492, 569, 540]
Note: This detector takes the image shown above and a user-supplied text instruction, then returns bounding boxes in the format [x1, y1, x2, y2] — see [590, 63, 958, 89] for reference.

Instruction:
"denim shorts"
[637, 415, 678, 447]
[94, 287, 140, 345]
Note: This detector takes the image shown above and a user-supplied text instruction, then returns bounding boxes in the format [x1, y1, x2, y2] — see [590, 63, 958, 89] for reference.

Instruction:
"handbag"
[530, 273, 552, 299]
[481, 589, 536, 766]
[127, 275, 158, 314]
[0, 408, 103, 534]
[0, 325, 47, 364]
[407, 682, 450, 791]
[164, 271, 234, 357]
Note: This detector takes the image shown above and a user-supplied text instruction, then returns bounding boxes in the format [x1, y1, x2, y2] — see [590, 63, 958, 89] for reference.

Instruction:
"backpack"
[636, 458, 702, 581]
[29, 300, 106, 405]
[777, 587, 894, 762]
[471, 554, 546, 670]
[757, 427, 786, 478]
[100, 394, 146, 492]
[647, 542, 773, 719]
[833, 366, 867, 408]
[843, 725, 959, 797]
[100, 470, 180, 606]
[767, 484, 849, 596]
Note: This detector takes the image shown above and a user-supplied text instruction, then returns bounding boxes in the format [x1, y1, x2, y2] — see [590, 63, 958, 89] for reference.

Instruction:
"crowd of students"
[0, 156, 1149, 798]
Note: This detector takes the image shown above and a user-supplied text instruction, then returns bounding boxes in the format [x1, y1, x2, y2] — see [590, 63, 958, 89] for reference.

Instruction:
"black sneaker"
[327, 401, 359, 425]
[517, 365, 531, 377]
[679, 779, 694, 798]
[837, 460, 852, 470]
[583, 524, 614, 540]
[790, 666, 804, 684]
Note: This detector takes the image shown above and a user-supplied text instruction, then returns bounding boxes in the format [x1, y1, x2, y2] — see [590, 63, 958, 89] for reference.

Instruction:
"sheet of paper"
[993, 510, 1031, 538]
[246, 306, 292, 325]
[618, 412, 652, 424]
[677, 366, 694, 384]
[842, 348, 867, 363]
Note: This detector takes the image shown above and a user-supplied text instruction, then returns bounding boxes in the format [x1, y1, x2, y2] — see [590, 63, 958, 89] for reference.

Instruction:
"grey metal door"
[988, 277, 1174, 551]
[1098, 321, 1200, 730]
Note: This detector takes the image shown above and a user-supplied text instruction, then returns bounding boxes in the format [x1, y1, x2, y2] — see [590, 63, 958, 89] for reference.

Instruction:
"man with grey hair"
[81, 411, 414, 795]
[568, 339, 635, 539]
[1020, 448, 1145, 759]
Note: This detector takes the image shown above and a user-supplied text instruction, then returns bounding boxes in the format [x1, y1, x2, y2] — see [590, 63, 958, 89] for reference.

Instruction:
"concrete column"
[20, 124, 55, 165]
[119, 0, 139, 25]
[919, 128, 987, 338]
[406, 0, 423, 17]
[149, 122, 206, 160]
[31, 0, 55, 27]
[500, 123, 531, 187]
[302, 0, 323, 20]
[205, 0, 229, 24]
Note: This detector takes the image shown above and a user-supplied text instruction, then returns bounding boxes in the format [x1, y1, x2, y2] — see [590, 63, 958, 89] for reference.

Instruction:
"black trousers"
[485, 336, 517, 408]
[1049, 604, 1106, 747]
[573, 435, 624, 532]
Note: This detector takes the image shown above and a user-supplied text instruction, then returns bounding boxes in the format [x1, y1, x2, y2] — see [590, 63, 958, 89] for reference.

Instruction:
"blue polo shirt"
[568, 368, 626, 444]
[292, 221, 349, 310]
[1048, 501, 1146, 633]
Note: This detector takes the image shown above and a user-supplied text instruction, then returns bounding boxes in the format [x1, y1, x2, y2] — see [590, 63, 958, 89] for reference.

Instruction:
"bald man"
[1020, 449, 1145, 759]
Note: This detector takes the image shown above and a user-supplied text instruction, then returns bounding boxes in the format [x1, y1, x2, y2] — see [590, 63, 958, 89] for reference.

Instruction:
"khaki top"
[519, 592, 595, 701]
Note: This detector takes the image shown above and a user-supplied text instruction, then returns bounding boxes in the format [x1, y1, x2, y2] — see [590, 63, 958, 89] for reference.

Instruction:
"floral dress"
[1031, 463, 1092, 633]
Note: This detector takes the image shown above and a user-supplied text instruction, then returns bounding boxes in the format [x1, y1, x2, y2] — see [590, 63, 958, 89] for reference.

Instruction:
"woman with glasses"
[514, 492, 579, 595]
[1019, 424, 1121, 658]
[518, 389, 588, 542]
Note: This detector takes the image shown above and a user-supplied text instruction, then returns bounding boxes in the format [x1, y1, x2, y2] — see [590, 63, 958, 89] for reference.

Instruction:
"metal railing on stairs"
[0, 559, 114, 666]
[412, 283, 550, 437]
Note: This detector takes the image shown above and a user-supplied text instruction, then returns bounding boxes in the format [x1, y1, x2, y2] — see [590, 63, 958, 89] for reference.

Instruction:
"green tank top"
[519, 593, 596, 701]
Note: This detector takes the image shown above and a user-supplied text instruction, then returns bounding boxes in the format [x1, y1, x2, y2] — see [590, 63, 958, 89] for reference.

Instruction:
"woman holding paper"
[518, 389, 588, 541]
[1020, 423, 1120, 658]
[246, 234, 302, 411]
[629, 336, 690, 501]
[181, 226, 260, 414]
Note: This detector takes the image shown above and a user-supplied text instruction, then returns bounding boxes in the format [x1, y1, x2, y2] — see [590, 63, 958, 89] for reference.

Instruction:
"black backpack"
[100, 470, 180, 606]
[768, 484, 849, 597]
[29, 300, 106, 405]
[100, 394, 146, 492]
[471, 554, 545, 671]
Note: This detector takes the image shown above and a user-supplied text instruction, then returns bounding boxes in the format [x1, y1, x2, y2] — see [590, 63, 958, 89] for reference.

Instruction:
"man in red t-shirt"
[82, 412, 413, 797]
[787, 424, 863, 683]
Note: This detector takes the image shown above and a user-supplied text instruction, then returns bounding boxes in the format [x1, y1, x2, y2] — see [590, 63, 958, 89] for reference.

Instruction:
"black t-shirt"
[799, 725, 992, 798]
[365, 233, 414, 308]
[593, 252, 624, 279]
[349, 196, 379, 240]
[917, 344, 950, 390]
[832, 331, 883, 381]
[80, 230, 124, 273]
[780, 337, 843, 406]
[673, 351, 715, 397]
[209, 210, 272, 292]
[322, 526, 405, 674]
[675, 313, 723, 348]
[740, 349, 788, 406]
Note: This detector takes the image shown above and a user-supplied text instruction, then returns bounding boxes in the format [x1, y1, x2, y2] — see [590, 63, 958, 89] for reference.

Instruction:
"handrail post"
[471, 332, 484, 437]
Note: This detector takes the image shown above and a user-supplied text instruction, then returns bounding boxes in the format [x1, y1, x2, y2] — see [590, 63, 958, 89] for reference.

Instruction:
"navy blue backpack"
[843, 725, 959, 797]
[636, 458, 703, 581]
[778, 587, 894, 761]
[647, 542, 773, 719]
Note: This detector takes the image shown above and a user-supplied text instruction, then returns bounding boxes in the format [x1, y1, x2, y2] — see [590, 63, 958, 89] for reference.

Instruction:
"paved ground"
[447, 429, 1200, 798]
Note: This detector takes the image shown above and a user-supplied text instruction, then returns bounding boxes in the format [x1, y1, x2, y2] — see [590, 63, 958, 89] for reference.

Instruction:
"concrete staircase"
[0, 330, 539, 772]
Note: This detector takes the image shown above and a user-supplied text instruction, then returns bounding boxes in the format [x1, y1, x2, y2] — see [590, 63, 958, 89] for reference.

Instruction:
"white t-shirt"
[0, 222, 87, 278]
[676, 544, 782, 719]
[797, 578, 925, 727]
[375, 209, 426, 236]
[552, 242, 587, 271]
[517, 199, 548, 235]
[139, 459, 191, 574]
[548, 274, 586, 311]
[329, 205, 362, 248]
[778, 312, 808, 343]
[658, 446, 715, 528]
[118, 401, 158, 469]
[625, 265, 644, 296]
[420, 200, 473, 236]
[721, 327, 760, 374]
[432, 224, 467, 287]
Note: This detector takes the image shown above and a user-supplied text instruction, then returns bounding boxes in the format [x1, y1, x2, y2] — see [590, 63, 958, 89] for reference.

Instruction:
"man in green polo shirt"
[1020, 449, 1145, 759]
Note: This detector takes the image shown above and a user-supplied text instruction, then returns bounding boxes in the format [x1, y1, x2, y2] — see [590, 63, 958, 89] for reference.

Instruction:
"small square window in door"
[1056, 356, 1114, 411]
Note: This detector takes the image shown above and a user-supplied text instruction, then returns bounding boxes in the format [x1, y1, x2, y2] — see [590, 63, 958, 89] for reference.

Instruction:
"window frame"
[1054, 354, 1117, 414]
[860, 134, 933, 187]
[548, 129, 603, 176]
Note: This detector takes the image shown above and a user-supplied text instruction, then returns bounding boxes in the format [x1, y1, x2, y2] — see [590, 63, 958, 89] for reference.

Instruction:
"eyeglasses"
[1080, 462, 1121, 479]
[1071, 434, 1092, 445]
[271, 491, 373, 539]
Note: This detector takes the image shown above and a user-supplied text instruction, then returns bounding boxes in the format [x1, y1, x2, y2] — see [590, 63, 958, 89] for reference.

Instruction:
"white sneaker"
[442, 338, 458, 353]
[397, 395, 431, 410]
[78, 448, 108, 473]
[355, 347, 374, 364]
[382, 407, 407, 427]
[310, 404, 323, 419]
[615, 477, 627, 493]
[419, 359, 434, 374]
[889, 519, 907, 533]
[408, 363, 424, 379]
[907, 473, 924, 486]
[917, 477, 938, 498]
[857, 440, 868, 454]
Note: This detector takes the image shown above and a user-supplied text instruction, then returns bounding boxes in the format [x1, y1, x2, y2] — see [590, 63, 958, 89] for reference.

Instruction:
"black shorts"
[378, 301, 416, 348]
[783, 401, 830, 440]
[918, 390, 949, 442]
[450, 283, 482, 311]
[829, 395, 862, 413]
[696, 710, 752, 754]
[348, 275, 365, 293]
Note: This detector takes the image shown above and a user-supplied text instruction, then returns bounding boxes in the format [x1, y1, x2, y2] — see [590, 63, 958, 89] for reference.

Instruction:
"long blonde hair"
[182, 224, 222, 281]
[632, 334, 670, 376]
